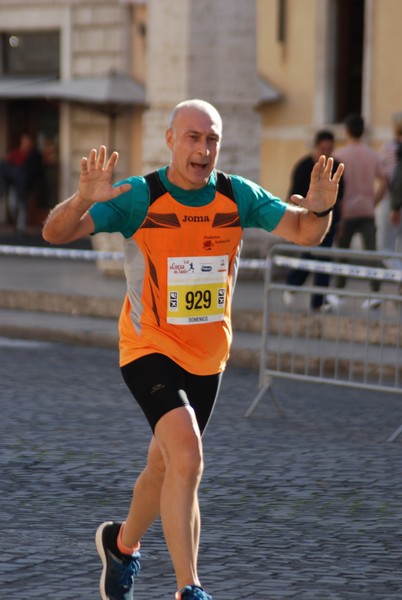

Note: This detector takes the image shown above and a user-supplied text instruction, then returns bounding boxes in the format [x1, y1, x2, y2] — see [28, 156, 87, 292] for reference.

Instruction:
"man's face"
[315, 139, 334, 159]
[165, 106, 222, 190]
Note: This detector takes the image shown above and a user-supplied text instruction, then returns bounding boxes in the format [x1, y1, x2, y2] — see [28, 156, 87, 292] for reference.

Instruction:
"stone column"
[143, 0, 260, 182]
[142, 0, 264, 256]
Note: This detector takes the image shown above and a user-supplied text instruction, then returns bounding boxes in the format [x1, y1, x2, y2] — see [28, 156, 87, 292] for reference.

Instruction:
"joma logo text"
[182, 215, 210, 223]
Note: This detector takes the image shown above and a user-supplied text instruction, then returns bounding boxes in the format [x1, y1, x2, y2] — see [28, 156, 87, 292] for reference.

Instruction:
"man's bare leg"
[121, 436, 165, 547]
[121, 406, 204, 590]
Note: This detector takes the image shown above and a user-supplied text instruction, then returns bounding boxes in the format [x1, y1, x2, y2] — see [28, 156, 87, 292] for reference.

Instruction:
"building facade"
[257, 0, 402, 200]
[0, 0, 401, 255]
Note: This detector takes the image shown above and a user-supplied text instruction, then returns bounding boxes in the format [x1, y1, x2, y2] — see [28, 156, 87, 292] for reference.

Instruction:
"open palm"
[291, 155, 344, 213]
[79, 145, 132, 204]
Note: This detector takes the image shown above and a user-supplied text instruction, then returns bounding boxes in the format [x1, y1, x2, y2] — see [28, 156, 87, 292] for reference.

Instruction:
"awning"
[0, 71, 146, 149]
[0, 71, 146, 106]
[0, 76, 57, 99]
[44, 71, 146, 106]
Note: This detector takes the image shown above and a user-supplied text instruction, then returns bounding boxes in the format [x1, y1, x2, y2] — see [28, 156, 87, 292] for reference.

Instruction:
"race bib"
[167, 255, 228, 324]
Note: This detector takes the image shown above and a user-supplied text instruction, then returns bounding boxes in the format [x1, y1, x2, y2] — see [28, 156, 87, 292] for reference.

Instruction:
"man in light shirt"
[329, 113, 387, 309]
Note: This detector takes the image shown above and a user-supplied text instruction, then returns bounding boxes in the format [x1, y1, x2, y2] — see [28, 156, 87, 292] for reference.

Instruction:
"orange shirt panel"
[119, 188, 242, 375]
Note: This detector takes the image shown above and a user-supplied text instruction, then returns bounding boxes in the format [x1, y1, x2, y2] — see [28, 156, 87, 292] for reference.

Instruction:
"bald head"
[168, 99, 222, 133]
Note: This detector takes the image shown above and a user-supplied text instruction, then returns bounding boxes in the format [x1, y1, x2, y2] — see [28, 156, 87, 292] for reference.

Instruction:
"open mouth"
[190, 162, 209, 173]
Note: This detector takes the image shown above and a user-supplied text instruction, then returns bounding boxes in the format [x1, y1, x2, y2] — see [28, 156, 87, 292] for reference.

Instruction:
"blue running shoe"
[176, 585, 213, 600]
[96, 521, 140, 600]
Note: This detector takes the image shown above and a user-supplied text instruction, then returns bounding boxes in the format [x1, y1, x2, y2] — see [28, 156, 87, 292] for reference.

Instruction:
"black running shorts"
[121, 353, 222, 433]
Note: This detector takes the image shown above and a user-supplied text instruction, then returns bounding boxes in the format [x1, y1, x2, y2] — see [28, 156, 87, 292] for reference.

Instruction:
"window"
[0, 31, 60, 77]
[333, 0, 364, 121]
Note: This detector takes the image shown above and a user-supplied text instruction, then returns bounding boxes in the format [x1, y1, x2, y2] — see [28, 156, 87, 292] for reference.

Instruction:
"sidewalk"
[0, 238, 265, 367]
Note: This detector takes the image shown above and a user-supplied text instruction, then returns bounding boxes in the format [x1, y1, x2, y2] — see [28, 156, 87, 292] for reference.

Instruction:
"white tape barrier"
[273, 254, 402, 283]
[0, 244, 267, 270]
[0, 244, 123, 262]
[2, 244, 401, 282]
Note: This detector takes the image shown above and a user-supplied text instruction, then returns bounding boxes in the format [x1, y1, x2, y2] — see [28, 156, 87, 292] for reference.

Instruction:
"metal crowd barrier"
[244, 244, 402, 442]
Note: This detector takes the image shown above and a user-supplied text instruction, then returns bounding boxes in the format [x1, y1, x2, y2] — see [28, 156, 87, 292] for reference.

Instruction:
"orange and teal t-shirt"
[89, 167, 286, 374]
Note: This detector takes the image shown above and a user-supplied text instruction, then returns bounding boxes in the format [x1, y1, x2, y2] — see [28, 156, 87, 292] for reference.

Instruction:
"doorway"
[4, 99, 59, 228]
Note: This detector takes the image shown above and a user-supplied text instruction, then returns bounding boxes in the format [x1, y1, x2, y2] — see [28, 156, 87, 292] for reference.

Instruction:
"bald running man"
[43, 99, 343, 600]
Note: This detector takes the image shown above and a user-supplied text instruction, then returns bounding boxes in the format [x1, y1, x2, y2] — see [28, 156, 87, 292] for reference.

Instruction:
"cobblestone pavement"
[1, 337, 401, 599]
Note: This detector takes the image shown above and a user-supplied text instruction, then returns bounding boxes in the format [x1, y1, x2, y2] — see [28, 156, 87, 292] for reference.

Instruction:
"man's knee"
[168, 439, 204, 482]
[154, 406, 204, 479]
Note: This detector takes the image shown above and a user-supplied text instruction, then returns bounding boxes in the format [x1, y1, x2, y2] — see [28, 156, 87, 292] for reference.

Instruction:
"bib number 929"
[185, 289, 211, 310]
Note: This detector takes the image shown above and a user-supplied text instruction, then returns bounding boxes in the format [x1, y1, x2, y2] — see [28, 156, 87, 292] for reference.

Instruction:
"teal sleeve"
[230, 175, 287, 231]
[89, 176, 150, 238]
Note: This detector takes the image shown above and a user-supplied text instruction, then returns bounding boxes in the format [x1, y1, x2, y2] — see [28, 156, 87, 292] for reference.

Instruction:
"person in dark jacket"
[283, 129, 344, 310]
[0, 133, 44, 232]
